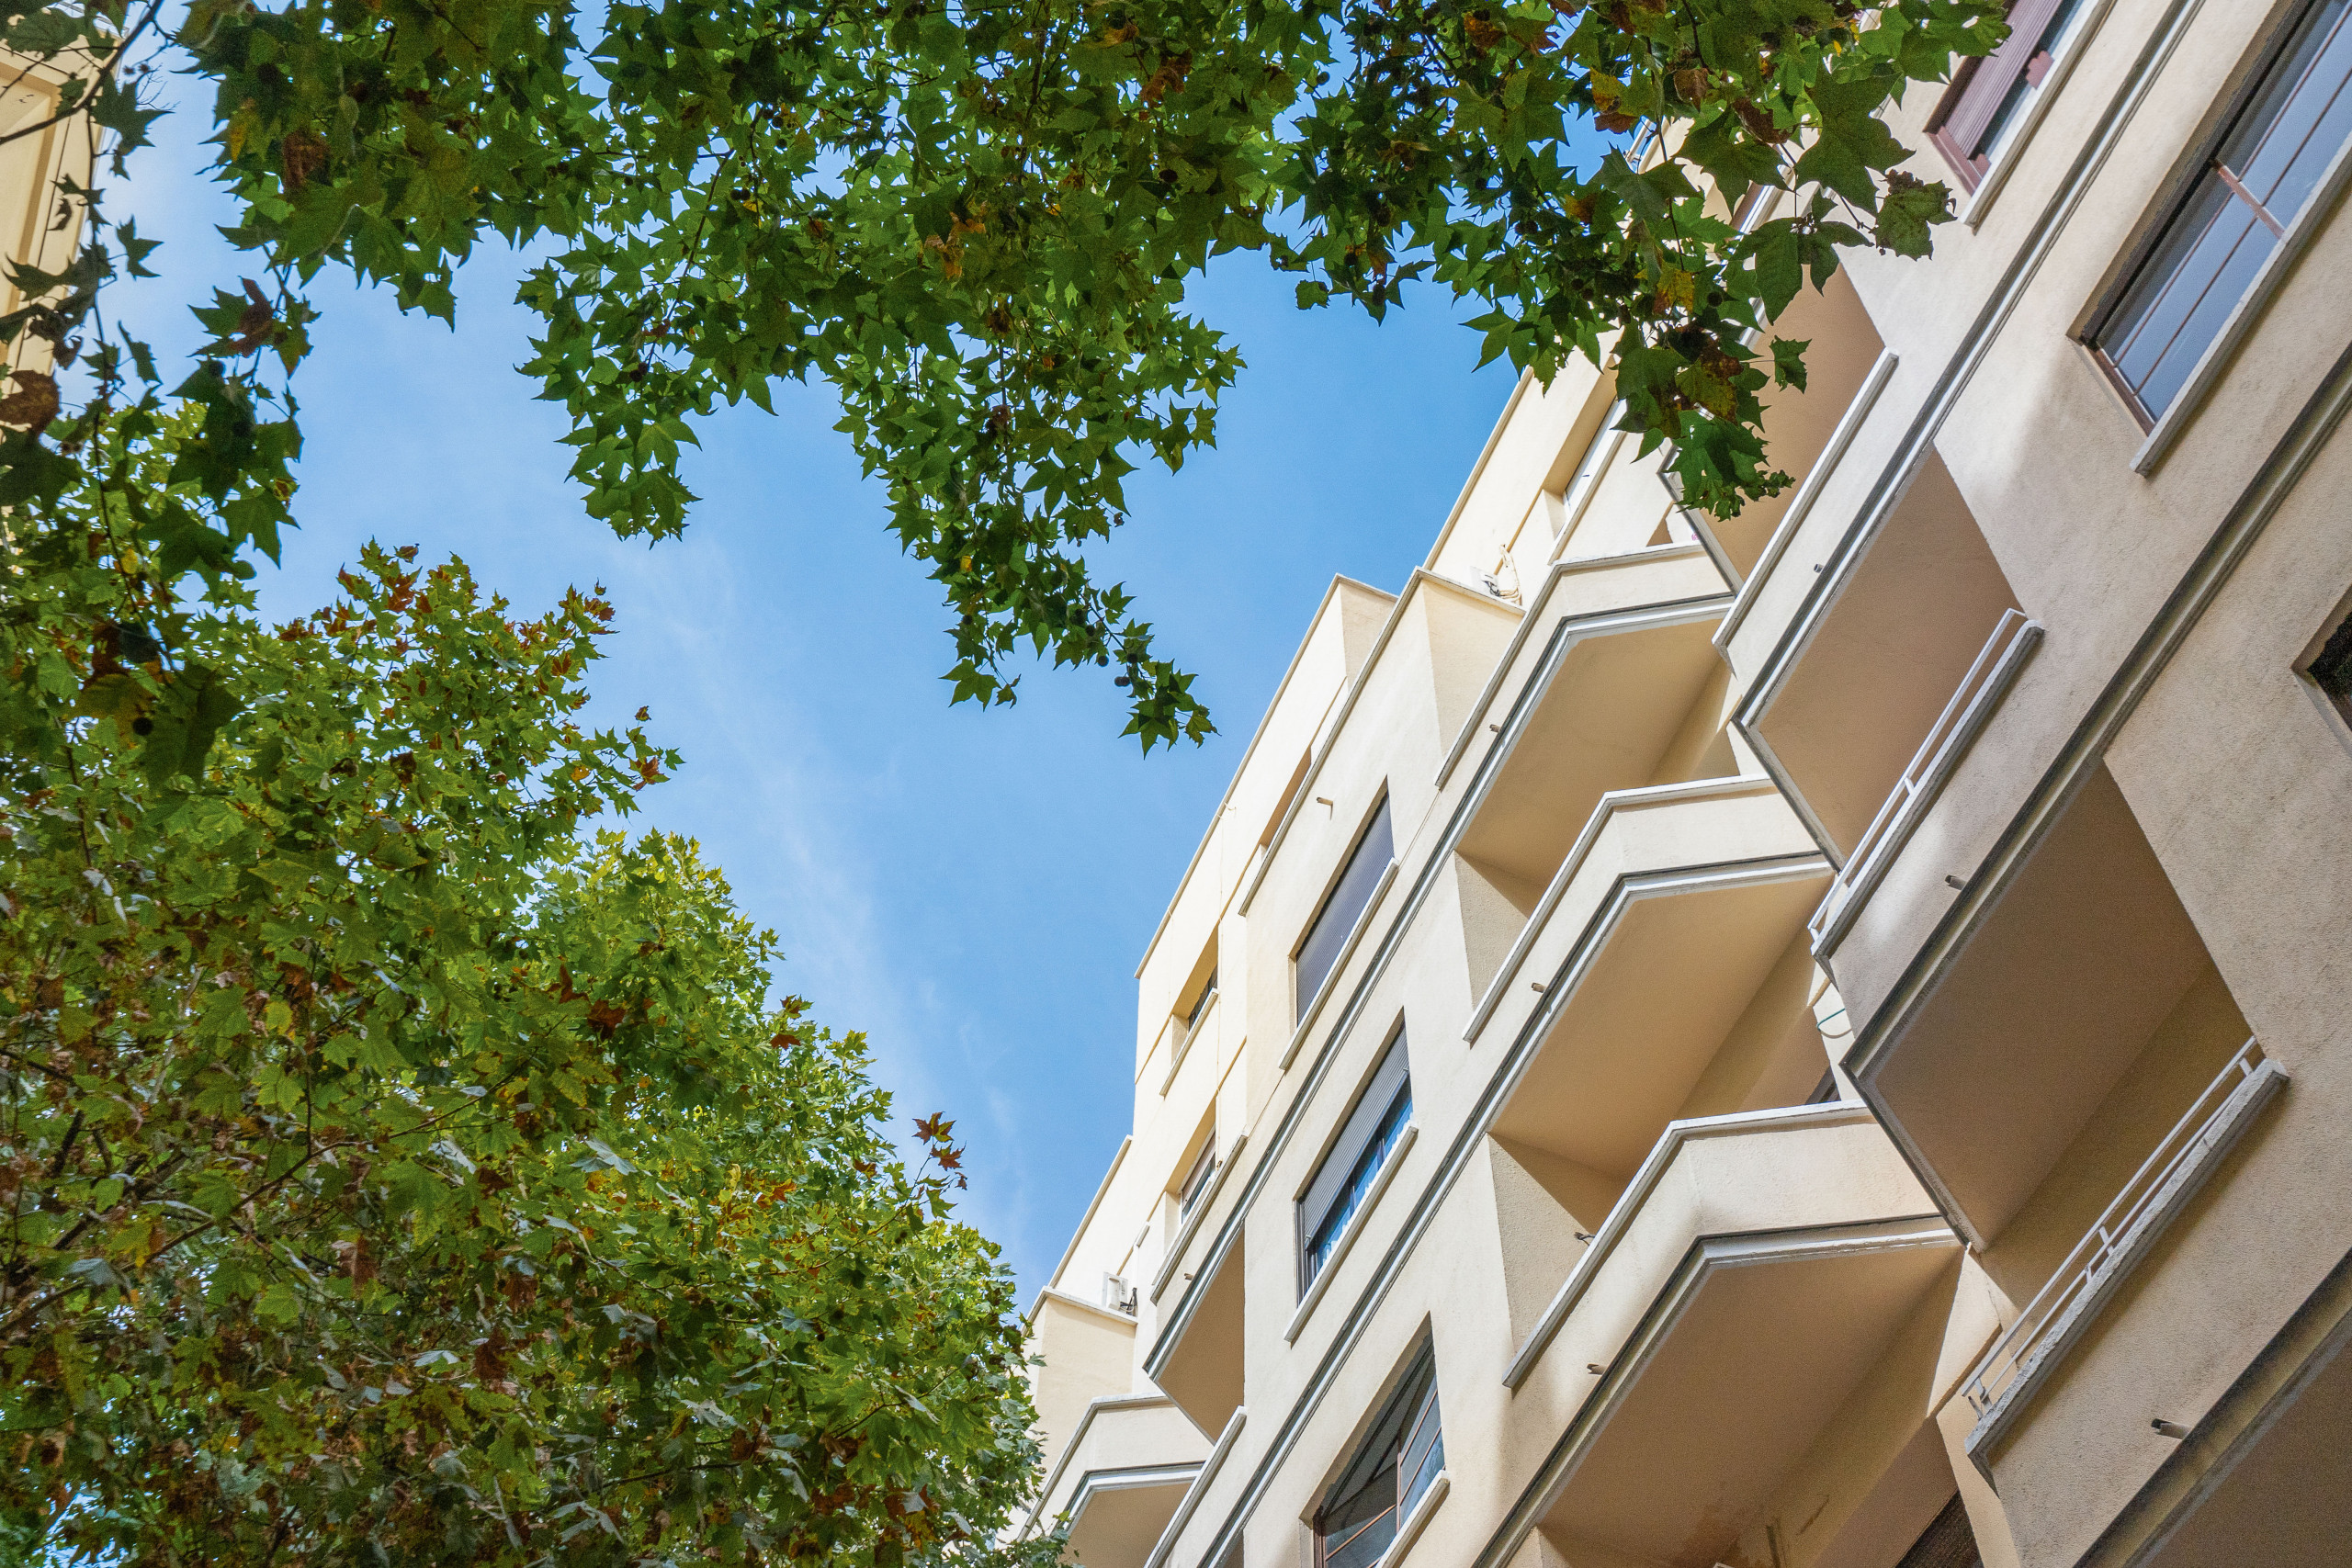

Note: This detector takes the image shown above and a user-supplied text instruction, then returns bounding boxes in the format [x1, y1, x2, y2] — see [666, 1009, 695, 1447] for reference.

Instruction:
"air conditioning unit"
[1102, 1273, 1139, 1316]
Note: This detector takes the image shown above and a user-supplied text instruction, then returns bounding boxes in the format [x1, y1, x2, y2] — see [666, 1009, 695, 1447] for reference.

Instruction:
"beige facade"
[1024, 3, 2352, 1565]
[0, 43, 95, 379]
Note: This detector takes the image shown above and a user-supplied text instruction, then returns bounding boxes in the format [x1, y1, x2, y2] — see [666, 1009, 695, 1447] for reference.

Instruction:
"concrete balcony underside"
[1465, 776, 1827, 1067]
[1030, 1396, 1211, 1568]
[1851, 767, 2235, 1248]
[1438, 546, 1731, 798]
[1808, 608, 2042, 959]
[1497, 1106, 1955, 1568]
[1960, 1043, 2286, 1473]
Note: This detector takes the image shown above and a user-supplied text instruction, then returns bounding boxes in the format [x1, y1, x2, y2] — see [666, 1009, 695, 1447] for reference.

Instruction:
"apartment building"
[1023, 3, 2352, 1566]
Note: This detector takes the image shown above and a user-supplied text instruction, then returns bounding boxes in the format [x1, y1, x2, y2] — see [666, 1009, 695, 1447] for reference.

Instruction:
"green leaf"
[1792, 73, 1913, 208]
[138, 660, 239, 788]
[1679, 109, 1782, 209]
[1875, 171, 1956, 258]
[1770, 336, 1811, 392]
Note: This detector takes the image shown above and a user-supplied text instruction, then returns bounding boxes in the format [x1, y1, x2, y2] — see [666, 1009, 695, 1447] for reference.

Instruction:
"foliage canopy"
[2, 0, 1998, 746]
[1, 402, 1055, 1560]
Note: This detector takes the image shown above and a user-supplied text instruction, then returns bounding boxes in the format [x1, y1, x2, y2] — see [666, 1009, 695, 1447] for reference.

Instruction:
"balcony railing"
[1809, 607, 2042, 954]
[1960, 1039, 2287, 1460]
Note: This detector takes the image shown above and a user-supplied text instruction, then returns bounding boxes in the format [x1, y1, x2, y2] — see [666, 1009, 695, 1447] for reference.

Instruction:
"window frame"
[1295, 1032, 1412, 1295]
[1176, 1136, 1220, 1221]
[1184, 965, 1219, 1032]
[1292, 794, 1396, 1024]
[2301, 592, 2352, 735]
[2081, 0, 2352, 464]
[1312, 1341, 1445, 1568]
[1927, 0, 2092, 194]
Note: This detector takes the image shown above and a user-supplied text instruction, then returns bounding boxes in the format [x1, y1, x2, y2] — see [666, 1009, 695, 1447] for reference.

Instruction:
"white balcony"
[1029, 1396, 1212, 1568]
[1464, 776, 1826, 1066]
[1502, 1105, 1958, 1568]
[1742, 448, 2024, 862]
[1809, 607, 2042, 955]
[1436, 543, 1730, 802]
[1959, 1040, 2287, 1468]
[1854, 765, 2256, 1250]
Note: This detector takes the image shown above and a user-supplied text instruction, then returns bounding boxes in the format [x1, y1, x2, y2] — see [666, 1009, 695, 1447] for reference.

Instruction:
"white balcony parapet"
[1713, 348, 1901, 654]
[1808, 607, 2042, 956]
[1141, 1407, 1248, 1568]
[1462, 774, 1796, 1046]
[1960, 1040, 2288, 1465]
[1501, 1101, 1885, 1390]
[1151, 1132, 1248, 1303]
[1024, 1394, 1190, 1531]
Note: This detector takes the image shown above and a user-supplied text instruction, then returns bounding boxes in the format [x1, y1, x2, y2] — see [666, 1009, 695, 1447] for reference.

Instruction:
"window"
[1894, 1495, 1984, 1568]
[1177, 1137, 1220, 1220]
[1298, 1034, 1412, 1291]
[1314, 1344, 1444, 1568]
[1185, 967, 1219, 1032]
[2311, 604, 2352, 720]
[2088, 0, 2352, 423]
[1295, 797, 1395, 1019]
[1928, 0, 2092, 189]
[1552, 399, 1624, 540]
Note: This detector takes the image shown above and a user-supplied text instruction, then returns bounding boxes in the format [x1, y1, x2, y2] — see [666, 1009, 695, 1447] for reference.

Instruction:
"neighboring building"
[0, 43, 94, 378]
[1023, 4, 2352, 1567]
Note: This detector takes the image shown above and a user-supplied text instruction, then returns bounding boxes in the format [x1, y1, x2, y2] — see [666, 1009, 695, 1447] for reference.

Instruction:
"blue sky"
[123, 95, 1521, 1301]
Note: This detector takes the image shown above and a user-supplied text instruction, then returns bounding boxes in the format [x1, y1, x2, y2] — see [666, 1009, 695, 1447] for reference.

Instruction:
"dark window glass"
[2312, 605, 2352, 718]
[1186, 967, 1218, 1031]
[1295, 798, 1394, 1019]
[1928, 0, 2087, 187]
[1315, 1346, 1445, 1568]
[1895, 1495, 1984, 1568]
[1973, 0, 2086, 165]
[1299, 1035, 1411, 1290]
[2092, 0, 2352, 421]
[1177, 1139, 1219, 1219]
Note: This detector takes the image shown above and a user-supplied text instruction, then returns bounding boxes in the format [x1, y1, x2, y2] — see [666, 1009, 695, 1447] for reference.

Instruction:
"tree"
[0, 417, 1057, 1562]
[0, 0, 2006, 1547]
[0, 0, 1999, 750]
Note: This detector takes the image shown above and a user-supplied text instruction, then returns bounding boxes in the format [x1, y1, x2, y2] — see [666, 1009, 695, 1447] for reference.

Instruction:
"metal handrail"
[1808, 607, 2042, 954]
[1961, 1039, 2276, 1425]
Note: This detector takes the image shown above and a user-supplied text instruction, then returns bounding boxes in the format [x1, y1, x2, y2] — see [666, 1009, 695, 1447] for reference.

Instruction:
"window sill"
[1283, 1122, 1419, 1344]
[2127, 127, 2352, 474]
[1282, 859, 1399, 1070]
[1372, 1472, 1450, 1568]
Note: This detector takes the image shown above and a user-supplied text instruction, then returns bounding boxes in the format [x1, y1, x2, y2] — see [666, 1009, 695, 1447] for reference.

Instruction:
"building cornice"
[1238, 567, 1520, 920]
[1040, 1135, 1130, 1299]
